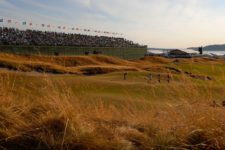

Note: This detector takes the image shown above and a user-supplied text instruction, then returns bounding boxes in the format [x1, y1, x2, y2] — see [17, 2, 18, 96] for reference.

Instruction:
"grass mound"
[0, 53, 136, 75]
[78, 65, 139, 75]
[0, 58, 71, 74]
[0, 53, 130, 66]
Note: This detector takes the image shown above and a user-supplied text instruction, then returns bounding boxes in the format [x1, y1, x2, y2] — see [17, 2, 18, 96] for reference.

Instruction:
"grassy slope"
[0, 53, 139, 74]
[0, 53, 225, 149]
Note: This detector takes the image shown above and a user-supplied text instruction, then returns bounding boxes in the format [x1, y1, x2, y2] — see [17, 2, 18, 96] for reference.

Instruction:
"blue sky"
[1, 0, 225, 48]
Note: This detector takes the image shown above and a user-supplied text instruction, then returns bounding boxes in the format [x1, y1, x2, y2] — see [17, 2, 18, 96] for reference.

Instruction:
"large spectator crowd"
[0, 27, 146, 48]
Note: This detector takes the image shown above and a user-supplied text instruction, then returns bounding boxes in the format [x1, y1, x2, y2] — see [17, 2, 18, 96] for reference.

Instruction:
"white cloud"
[1, 0, 225, 47]
[72, 0, 92, 8]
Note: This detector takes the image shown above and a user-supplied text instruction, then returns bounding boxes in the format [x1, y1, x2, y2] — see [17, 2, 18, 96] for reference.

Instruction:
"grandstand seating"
[0, 27, 146, 48]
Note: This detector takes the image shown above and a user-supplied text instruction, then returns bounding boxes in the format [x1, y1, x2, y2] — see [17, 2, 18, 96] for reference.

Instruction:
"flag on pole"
[0, 19, 3, 22]
[22, 21, 26, 25]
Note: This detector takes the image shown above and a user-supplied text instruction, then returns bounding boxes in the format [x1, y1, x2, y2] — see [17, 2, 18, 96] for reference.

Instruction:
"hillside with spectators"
[0, 27, 146, 48]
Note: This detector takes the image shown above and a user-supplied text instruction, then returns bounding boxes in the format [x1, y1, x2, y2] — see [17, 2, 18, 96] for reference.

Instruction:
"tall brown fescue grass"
[0, 54, 225, 149]
[0, 72, 225, 150]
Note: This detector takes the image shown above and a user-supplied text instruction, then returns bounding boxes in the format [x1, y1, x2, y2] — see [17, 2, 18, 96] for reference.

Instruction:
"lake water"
[148, 49, 225, 56]
[203, 51, 225, 56]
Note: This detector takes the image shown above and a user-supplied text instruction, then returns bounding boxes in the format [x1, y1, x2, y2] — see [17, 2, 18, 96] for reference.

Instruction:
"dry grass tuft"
[0, 53, 225, 149]
[0, 75, 225, 149]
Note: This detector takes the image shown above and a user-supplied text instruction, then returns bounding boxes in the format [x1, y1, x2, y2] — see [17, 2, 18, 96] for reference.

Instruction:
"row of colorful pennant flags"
[0, 18, 123, 36]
